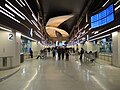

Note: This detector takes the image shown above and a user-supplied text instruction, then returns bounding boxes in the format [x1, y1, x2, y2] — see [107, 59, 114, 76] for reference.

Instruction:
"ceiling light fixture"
[32, 13, 38, 22]
[89, 25, 120, 39]
[0, 6, 15, 17]
[34, 31, 44, 40]
[37, 31, 43, 37]
[5, 0, 33, 24]
[115, 4, 120, 11]
[31, 20, 40, 30]
[19, 0, 26, 6]
[84, 24, 89, 29]
[102, 0, 109, 7]
[114, 0, 120, 6]
[0, 26, 12, 32]
[5, 4, 25, 20]
[16, 0, 23, 7]
[22, 34, 37, 41]
[24, 0, 33, 13]
[89, 34, 111, 41]
[0, 10, 20, 23]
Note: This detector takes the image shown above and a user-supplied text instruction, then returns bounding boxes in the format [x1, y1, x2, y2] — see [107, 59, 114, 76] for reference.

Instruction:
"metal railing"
[84, 51, 96, 62]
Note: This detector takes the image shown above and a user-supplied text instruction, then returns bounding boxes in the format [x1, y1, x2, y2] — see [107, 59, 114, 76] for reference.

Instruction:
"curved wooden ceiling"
[46, 15, 74, 38]
[46, 15, 74, 27]
[46, 27, 69, 37]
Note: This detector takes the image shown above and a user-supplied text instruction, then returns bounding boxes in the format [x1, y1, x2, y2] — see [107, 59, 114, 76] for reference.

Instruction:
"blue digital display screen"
[91, 4, 114, 29]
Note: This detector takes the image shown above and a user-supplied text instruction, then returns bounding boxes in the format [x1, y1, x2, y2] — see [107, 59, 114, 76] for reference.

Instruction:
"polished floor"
[0, 54, 120, 90]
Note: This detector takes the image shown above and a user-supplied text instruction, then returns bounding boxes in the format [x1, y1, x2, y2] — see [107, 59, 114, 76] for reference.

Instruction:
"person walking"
[29, 48, 33, 58]
[80, 48, 84, 63]
[52, 48, 56, 57]
[62, 48, 65, 60]
[57, 47, 61, 60]
[65, 49, 70, 61]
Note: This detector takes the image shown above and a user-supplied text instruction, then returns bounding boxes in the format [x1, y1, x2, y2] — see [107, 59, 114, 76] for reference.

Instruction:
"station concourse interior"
[0, 0, 120, 90]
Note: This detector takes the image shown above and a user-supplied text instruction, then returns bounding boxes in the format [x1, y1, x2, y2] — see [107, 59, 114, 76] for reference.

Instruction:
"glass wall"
[99, 36, 112, 53]
[21, 37, 32, 53]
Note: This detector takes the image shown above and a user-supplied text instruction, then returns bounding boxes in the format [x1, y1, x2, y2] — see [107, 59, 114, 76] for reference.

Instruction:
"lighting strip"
[24, 0, 38, 21]
[84, 24, 89, 29]
[19, 0, 25, 6]
[89, 28, 91, 30]
[34, 31, 44, 39]
[5, 0, 33, 24]
[78, 31, 88, 39]
[21, 34, 37, 41]
[32, 13, 38, 22]
[0, 10, 20, 23]
[24, 0, 33, 13]
[89, 34, 111, 41]
[94, 31, 99, 34]
[102, 0, 109, 7]
[37, 31, 43, 37]
[115, 4, 120, 11]
[0, 6, 15, 17]
[114, 0, 120, 6]
[16, 0, 23, 7]
[31, 20, 40, 30]
[0, 26, 12, 32]
[5, 4, 25, 20]
[89, 25, 120, 39]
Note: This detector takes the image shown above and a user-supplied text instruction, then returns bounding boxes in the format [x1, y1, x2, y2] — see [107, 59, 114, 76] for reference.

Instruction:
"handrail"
[84, 52, 96, 62]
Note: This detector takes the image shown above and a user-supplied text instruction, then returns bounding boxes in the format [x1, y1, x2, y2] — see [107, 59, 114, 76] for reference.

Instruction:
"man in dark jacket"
[80, 48, 84, 63]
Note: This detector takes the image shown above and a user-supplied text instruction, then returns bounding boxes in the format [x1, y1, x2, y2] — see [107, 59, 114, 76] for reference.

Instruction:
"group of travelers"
[52, 47, 70, 60]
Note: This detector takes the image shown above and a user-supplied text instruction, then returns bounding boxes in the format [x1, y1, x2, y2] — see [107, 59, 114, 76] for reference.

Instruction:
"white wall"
[32, 42, 39, 56]
[0, 30, 21, 68]
[31, 41, 45, 56]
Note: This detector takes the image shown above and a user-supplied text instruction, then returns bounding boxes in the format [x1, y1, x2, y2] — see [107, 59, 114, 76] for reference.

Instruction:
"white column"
[85, 41, 93, 53]
[112, 31, 120, 67]
[78, 43, 82, 51]
[0, 30, 21, 68]
[14, 32, 21, 66]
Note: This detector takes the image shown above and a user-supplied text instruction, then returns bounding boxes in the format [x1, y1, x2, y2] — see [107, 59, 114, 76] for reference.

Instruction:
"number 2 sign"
[8, 33, 14, 40]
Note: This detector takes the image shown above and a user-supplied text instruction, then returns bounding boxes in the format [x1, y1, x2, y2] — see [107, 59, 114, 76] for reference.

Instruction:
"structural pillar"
[112, 31, 120, 67]
[86, 41, 93, 53]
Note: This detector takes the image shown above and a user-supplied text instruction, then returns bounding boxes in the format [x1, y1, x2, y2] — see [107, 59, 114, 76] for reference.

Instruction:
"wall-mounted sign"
[8, 33, 14, 41]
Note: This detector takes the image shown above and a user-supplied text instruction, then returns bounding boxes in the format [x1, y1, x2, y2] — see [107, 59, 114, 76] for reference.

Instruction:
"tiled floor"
[0, 67, 20, 81]
[0, 54, 120, 90]
[95, 58, 111, 65]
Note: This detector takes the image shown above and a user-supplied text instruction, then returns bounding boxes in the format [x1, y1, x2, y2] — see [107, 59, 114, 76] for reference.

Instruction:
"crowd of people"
[43, 47, 85, 62]
[29, 47, 95, 63]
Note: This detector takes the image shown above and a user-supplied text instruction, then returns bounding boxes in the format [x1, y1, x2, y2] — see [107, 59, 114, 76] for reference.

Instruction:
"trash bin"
[20, 53, 24, 63]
